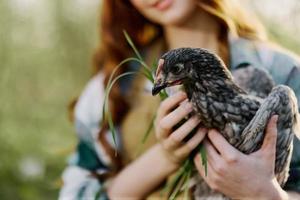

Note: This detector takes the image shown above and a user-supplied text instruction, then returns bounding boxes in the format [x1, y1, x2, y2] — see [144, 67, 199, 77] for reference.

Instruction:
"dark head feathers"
[152, 48, 235, 95]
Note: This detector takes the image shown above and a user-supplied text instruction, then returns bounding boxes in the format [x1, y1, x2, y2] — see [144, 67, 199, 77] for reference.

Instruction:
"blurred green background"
[0, 0, 98, 199]
[0, 0, 299, 199]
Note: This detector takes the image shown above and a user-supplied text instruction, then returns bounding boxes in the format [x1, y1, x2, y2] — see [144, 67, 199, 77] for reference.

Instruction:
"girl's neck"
[163, 9, 221, 55]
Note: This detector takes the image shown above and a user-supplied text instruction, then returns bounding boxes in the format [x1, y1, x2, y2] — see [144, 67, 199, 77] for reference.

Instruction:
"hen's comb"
[155, 59, 164, 77]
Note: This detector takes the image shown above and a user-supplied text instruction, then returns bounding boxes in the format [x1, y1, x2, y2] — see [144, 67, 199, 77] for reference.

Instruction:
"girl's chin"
[156, 13, 194, 26]
[149, 5, 197, 26]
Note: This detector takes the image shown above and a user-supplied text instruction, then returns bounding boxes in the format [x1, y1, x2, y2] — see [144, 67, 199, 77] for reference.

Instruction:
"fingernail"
[194, 154, 200, 162]
[273, 115, 279, 123]
[208, 129, 214, 135]
[185, 102, 193, 111]
[192, 115, 200, 122]
[179, 91, 187, 97]
[211, 129, 218, 134]
[203, 141, 208, 148]
[198, 128, 207, 136]
[180, 99, 188, 105]
[201, 127, 208, 133]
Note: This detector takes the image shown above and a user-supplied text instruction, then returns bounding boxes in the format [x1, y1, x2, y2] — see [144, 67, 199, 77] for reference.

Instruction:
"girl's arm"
[108, 91, 207, 199]
[108, 144, 178, 199]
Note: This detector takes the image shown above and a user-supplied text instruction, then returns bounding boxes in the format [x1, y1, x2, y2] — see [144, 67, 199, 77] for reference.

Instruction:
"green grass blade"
[169, 159, 193, 200]
[142, 114, 156, 144]
[106, 57, 138, 88]
[140, 69, 153, 83]
[102, 57, 154, 125]
[134, 114, 156, 157]
[123, 30, 143, 62]
[163, 167, 184, 196]
[123, 30, 154, 78]
[123, 31, 168, 97]
[169, 172, 188, 200]
[166, 159, 192, 200]
[102, 32, 169, 152]
[105, 57, 152, 92]
[199, 144, 208, 176]
[183, 166, 192, 200]
[135, 59, 154, 82]
[101, 59, 155, 150]
[104, 71, 137, 148]
[159, 90, 168, 100]
[102, 57, 141, 123]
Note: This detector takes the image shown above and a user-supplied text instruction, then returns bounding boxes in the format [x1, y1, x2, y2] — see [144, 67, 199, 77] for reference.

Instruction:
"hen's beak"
[152, 80, 167, 96]
[152, 59, 166, 96]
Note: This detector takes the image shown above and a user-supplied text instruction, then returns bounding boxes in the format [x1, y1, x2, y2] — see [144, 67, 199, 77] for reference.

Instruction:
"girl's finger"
[208, 129, 241, 162]
[170, 115, 201, 141]
[194, 153, 219, 190]
[173, 127, 207, 159]
[156, 91, 187, 120]
[204, 140, 221, 166]
[260, 115, 278, 156]
[162, 116, 201, 150]
[159, 101, 193, 133]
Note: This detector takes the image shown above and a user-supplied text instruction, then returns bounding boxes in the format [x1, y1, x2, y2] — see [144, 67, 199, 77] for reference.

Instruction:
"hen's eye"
[171, 63, 184, 75]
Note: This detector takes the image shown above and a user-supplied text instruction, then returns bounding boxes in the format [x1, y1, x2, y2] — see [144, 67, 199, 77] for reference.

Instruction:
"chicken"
[152, 48, 300, 198]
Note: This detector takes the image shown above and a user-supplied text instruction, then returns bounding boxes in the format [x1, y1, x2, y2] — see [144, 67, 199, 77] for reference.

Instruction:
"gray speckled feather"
[232, 64, 275, 98]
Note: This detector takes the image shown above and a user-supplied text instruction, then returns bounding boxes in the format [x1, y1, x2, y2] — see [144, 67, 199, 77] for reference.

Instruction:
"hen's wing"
[237, 85, 298, 185]
[232, 65, 275, 98]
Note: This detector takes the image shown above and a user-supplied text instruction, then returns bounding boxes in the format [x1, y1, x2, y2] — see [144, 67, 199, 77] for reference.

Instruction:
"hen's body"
[188, 77, 297, 199]
[152, 48, 299, 199]
[185, 74, 261, 146]
[232, 65, 275, 98]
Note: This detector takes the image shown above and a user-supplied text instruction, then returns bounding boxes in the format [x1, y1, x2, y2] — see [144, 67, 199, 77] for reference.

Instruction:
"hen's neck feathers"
[184, 61, 246, 101]
[182, 61, 258, 130]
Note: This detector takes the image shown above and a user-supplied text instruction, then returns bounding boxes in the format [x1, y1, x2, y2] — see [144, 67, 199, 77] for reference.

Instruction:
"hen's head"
[152, 48, 231, 95]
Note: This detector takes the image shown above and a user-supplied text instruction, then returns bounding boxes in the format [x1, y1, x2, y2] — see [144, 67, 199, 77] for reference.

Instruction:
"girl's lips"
[152, 0, 173, 11]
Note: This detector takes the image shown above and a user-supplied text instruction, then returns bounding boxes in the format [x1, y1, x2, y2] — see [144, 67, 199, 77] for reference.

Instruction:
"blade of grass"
[134, 59, 153, 82]
[123, 31, 143, 62]
[122, 31, 169, 98]
[169, 172, 188, 200]
[163, 167, 184, 196]
[123, 30, 154, 80]
[102, 58, 155, 150]
[168, 159, 193, 200]
[159, 90, 168, 100]
[142, 114, 156, 144]
[183, 166, 192, 200]
[104, 57, 152, 92]
[140, 68, 153, 83]
[104, 71, 137, 149]
[102, 57, 154, 124]
[199, 144, 207, 176]
[102, 57, 144, 123]
[134, 114, 156, 157]
[164, 159, 189, 199]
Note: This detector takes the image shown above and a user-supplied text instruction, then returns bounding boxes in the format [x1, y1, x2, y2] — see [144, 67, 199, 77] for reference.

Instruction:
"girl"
[59, 0, 300, 199]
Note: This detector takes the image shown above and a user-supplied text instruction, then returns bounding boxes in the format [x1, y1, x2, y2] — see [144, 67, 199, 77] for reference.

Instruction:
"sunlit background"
[0, 0, 300, 199]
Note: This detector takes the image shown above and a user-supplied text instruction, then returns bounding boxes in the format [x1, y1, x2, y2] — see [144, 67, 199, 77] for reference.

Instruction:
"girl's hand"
[194, 115, 288, 200]
[155, 91, 207, 166]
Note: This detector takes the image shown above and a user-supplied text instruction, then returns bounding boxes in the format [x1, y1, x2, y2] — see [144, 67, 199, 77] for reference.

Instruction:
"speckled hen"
[152, 48, 300, 199]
